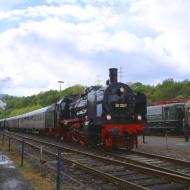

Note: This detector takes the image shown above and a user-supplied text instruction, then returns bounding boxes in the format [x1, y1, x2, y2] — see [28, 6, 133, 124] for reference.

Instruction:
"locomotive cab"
[56, 97, 70, 121]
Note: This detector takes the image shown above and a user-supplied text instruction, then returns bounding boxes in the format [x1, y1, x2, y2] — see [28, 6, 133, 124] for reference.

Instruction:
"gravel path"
[137, 135, 190, 161]
[0, 152, 34, 190]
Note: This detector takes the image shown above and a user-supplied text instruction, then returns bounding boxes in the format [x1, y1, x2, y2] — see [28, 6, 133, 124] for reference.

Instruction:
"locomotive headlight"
[106, 114, 112, 120]
[120, 87, 125, 93]
[137, 115, 142, 121]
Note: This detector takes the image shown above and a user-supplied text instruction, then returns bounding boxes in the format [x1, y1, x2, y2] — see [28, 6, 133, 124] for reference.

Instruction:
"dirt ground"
[137, 135, 190, 161]
[0, 152, 34, 190]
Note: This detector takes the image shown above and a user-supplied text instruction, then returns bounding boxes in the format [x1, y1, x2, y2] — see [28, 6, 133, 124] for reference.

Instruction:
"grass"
[0, 141, 56, 190]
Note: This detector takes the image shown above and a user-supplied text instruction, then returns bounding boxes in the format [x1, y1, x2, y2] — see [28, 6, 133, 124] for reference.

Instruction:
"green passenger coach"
[147, 103, 184, 134]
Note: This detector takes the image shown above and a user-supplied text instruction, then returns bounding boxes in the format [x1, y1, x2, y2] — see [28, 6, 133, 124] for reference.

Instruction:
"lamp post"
[2, 102, 6, 118]
[58, 81, 64, 92]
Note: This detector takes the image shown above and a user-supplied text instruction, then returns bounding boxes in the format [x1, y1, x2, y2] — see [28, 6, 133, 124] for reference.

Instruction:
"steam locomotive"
[0, 68, 147, 150]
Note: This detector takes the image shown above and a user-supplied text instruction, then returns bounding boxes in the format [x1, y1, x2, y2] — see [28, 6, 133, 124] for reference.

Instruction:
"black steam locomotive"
[0, 68, 147, 150]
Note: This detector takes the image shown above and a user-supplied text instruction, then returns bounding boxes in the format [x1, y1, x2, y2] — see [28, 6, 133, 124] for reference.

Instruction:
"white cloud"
[128, 0, 190, 73]
[0, 17, 99, 96]
[46, 0, 131, 5]
[0, 0, 190, 96]
[0, 4, 115, 23]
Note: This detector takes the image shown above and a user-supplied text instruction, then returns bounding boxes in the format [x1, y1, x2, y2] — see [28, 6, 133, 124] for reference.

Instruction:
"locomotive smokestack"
[109, 68, 118, 84]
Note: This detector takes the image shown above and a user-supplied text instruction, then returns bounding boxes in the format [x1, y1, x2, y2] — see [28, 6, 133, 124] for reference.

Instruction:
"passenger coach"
[147, 103, 184, 133]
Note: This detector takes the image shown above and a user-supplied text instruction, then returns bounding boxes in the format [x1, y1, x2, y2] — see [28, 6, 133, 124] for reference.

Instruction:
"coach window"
[61, 102, 66, 110]
[177, 106, 184, 119]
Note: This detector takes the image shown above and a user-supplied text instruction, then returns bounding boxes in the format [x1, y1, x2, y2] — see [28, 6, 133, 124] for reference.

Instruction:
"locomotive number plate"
[115, 103, 127, 108]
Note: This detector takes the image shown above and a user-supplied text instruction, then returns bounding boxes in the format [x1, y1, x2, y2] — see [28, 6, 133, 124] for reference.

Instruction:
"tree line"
[131, 79, 190, 104]
[0, 85, 84, 119]
[0, 79, 190, 119]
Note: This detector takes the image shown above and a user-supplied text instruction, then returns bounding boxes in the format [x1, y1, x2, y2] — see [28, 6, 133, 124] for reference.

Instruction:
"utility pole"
[96, 74, 101, 85]
[119, 66, 124, 82]
[58, 81, 64, 92]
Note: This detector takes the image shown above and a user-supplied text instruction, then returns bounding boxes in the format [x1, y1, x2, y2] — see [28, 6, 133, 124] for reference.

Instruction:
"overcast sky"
[0, 0, 190, 96]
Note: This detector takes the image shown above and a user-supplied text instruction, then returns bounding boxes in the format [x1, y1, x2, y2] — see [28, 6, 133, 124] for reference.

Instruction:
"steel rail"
[108, 152, 190, 178]
[9, 138, 95, 190]
[4, 132, 190, 186]
[5, 134, 148, 190]
[46, 148, 149, 190]
[131, 150, 190, 165]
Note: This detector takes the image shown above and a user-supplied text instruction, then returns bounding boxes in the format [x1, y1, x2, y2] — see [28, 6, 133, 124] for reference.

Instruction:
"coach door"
[164, 107, 169, 121]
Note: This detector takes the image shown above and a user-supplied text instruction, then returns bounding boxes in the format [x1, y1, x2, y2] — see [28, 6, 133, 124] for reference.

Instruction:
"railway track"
[106, 149, 190, 178]
[2, 131, 190, 190]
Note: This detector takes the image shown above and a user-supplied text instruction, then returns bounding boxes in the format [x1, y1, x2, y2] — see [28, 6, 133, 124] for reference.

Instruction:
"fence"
[0, 131, 62, 190]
